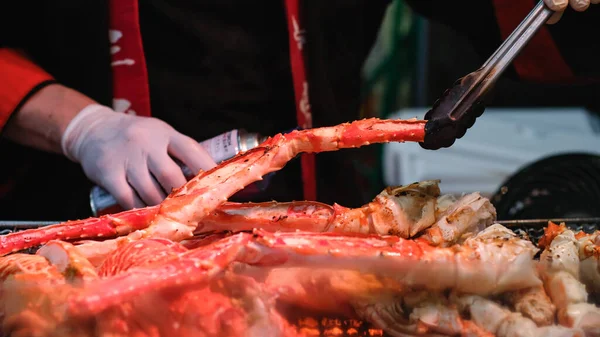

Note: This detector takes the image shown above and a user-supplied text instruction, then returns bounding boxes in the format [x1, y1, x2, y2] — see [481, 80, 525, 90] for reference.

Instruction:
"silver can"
[90, 129, 268, 216]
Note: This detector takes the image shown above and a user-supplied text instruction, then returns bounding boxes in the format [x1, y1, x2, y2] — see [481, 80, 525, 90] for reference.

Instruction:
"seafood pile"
[0, 118, 599, 337]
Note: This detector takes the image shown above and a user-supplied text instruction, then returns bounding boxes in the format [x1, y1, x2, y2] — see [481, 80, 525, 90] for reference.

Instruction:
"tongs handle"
[419, 1, 554, 150]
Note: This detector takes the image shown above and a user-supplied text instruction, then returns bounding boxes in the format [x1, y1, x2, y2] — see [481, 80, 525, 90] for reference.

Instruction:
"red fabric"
[108, 0, 152, 117]
[284, 0, 317, 201]
[0, 48, 54, 132]
[492, 0, 574, 83]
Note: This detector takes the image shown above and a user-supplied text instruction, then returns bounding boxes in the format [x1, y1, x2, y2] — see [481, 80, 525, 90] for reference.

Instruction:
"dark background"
[423, 20, 600, 112]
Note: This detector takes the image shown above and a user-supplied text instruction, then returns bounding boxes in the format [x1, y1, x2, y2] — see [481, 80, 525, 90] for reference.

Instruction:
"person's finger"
[570, 0, 590, 11]
[591, 0, 600, 5]
[547, 10, 564, 24]
[544, 0, 569, 11]
[125, 162, 167, 206]
[169, 134, 217, 175]
[101, 173, 145, 209]
[148, 154, 187, 194]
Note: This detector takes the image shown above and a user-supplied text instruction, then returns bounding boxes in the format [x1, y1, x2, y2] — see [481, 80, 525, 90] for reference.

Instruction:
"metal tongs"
[419, 1, 555, 150]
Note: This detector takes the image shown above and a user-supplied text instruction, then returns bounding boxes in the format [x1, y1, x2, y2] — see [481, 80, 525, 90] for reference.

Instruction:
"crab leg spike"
[0, 207, 159, 256]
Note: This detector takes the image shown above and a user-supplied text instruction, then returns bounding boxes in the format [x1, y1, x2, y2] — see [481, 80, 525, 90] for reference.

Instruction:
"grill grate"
[290, 317, 386, 337]
[491, 153, 600, 221]
[497, 218, 600, 244]
[491, 153, 600, 244]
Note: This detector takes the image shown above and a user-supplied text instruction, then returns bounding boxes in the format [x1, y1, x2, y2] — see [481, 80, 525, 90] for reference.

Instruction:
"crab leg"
[151, 118, 426, 239]
[576, 230, 600, 296]
[97, 237, 188, 277]
[68, 232, 253, 316]
[196, 180, 443, 237]
[197, 201, 336, 234]
[68, 224, 540, 317]
[538, 221, 600, 295]
[418, 192, 496, 247]
[538, 225, 600, 336]
[504, 285, 556, 327]
[0, 118, 424, 257]
[94, 238, 295, 337]
[196, 182, 495, 247]
[70, 119, 425, 263]
[0, 254, 77, 337]
[36, 240, 98, 283]
[453, 295, 584, 337]
[0, 186, 475, 258]
[245, 224, 540, 294]
[0, 207, 159, 256]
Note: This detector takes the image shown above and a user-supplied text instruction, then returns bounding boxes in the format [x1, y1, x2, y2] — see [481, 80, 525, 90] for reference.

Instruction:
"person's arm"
[3, 82, 95, 154]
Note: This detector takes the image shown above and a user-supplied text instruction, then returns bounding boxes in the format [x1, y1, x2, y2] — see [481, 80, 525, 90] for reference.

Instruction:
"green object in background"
[362, 0, 426, 116]
[354, 0, 426, 203]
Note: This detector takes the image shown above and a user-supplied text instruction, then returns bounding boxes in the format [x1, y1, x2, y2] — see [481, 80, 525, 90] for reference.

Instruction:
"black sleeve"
[404, 0, 600, 82]
[404, 0, 517, 77]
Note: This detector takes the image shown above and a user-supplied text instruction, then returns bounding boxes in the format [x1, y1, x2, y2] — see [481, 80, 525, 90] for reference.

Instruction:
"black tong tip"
[419, 76, 487, 150]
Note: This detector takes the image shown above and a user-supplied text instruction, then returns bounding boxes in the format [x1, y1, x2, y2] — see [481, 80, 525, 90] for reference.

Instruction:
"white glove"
[61, 104, 217, 209]
[544, 0, 599, 24]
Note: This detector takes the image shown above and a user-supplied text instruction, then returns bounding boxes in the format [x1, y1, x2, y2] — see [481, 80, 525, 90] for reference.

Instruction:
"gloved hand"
[544, 0, 599, 24]
[61, 104, 217, 209]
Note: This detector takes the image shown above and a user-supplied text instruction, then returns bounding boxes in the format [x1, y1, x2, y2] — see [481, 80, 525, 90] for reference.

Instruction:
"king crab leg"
[575, 230, 600, 297]
[418, 192, 496, 247]
[124, 118, 425, 241]
[66, 224, 540, 318]
[0, 207, 159, 256]
[0, 175, 493, 260]
[537, 223, 600, 336]
[452, 294, 585, 337]
[36, 240, 98, 283]
[93, 239, 298, 337]
[97, 237, 188, 277]
[196, 180, 443, 237]
[0, 118, 425, 263]
[0, 254, 87, 337]
[503, 285, 556, 327]
[187, 182, 494, 247]
[538, 222, 600, 295]
[2, 239, 299, 337]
